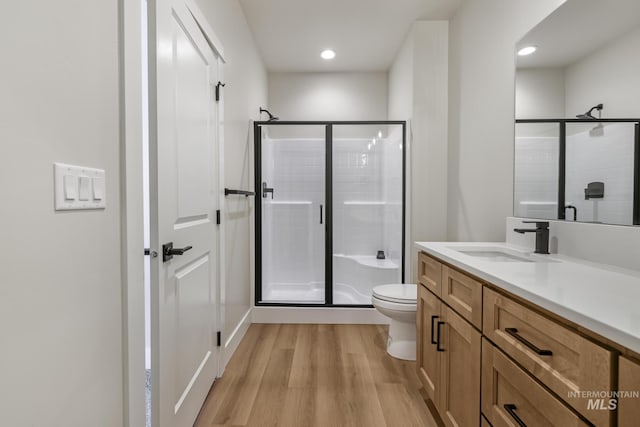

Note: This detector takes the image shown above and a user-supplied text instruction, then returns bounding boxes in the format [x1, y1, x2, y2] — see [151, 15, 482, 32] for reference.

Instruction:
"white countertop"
[415, 241, 640, 354]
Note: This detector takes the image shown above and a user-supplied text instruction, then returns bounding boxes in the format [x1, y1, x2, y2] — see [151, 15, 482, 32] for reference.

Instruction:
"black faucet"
[513, 221, 550, 254]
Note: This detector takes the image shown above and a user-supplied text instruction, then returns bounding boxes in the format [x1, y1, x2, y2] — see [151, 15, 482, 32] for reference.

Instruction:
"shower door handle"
[320, 204, 323, 224]
[262, 182, 274, 199]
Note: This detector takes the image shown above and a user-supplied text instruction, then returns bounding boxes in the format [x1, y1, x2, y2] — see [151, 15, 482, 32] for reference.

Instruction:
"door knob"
[162, 242, 193, 263]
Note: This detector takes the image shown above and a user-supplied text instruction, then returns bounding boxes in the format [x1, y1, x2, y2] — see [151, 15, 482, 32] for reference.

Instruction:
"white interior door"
[148, 0, 220, 425]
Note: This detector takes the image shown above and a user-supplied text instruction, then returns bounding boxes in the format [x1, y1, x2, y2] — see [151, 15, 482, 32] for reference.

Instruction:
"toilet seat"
[372, 284, 417, 304]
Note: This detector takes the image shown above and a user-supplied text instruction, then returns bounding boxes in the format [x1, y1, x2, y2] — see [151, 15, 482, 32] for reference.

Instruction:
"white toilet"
[371, 284, 417, 361]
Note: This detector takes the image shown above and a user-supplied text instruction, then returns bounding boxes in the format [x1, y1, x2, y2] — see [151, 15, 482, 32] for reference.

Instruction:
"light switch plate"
[54, 163, 106, 210]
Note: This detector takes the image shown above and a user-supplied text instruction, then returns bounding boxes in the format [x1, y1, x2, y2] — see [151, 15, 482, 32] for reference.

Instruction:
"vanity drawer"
[483, 288, 613, 426]
[482, 339, 588, 427]
[418, 252, 442, 296]
[441, 265, 483, 329]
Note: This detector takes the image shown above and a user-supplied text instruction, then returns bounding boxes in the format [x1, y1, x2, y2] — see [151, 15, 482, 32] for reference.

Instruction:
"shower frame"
[254, 120, 407, 307]
[515, 118, 640, 225]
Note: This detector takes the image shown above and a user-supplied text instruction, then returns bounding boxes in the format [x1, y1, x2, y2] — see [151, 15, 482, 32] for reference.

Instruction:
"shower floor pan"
[262, 282, 370, 305]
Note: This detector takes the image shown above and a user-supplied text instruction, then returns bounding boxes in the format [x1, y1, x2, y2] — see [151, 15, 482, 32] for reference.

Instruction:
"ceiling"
[239, 0, 462, 72]
[517, 0, 640, 69]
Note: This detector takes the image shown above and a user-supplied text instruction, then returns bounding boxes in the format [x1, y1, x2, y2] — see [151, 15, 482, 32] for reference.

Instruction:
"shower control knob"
[162, 242, 193, 263]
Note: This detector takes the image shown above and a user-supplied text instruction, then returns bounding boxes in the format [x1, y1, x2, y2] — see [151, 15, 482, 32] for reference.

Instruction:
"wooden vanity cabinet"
[618, 356, 640, 426]
[416, 250, 623, 427]
[417, 254, 482, 427]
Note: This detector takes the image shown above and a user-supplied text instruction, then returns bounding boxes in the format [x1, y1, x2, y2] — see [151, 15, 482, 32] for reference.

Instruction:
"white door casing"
[148, 0, 222, 425]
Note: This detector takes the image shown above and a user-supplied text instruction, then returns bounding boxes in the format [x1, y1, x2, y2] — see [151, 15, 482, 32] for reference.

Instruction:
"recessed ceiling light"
[321, 49, 336, 60]
[517, 46, 537, 56]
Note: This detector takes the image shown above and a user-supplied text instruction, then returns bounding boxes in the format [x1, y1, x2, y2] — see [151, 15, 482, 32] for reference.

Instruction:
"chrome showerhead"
[259, 107, 279, 122]
[576, 103, 603, 119]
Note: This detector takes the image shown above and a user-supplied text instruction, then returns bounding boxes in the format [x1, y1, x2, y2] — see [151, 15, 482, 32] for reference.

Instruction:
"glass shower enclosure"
[255, 121, 406, 306]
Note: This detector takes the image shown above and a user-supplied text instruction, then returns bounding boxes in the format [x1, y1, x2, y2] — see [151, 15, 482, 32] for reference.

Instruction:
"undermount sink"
[448, 246, 559, 263]
[457, 250, 532, 262]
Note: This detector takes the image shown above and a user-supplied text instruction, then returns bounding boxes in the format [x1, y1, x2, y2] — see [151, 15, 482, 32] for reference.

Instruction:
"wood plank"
[194, 324, 438, 426]
[197, 323, 280, 425]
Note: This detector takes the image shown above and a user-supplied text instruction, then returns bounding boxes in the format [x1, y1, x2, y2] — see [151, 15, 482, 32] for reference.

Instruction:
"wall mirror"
[514, 0, 640, 225]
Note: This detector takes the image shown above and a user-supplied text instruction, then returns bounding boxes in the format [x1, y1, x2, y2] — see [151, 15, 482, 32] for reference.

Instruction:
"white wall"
[515, 68, 565, 119]
[412, 22, 449, 243]
[388, 21, 449, 282]
[447, 0, 566, 242]
[388, 34, 414, 121]
[0, 1, 123, 425]
[565, 26, 640, 118]
[268, 72, 388, 120]
[195, 0, 268, 356]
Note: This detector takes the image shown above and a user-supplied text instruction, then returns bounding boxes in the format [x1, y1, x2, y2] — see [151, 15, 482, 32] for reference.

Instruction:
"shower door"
[332, 124, 404, 304]
[256, 124, 327, 303]
[255, 121, 406, 306]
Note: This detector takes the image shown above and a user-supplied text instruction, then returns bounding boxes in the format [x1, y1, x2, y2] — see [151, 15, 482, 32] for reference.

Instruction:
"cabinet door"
[619, 356, 640, 426]
[417, 283, 441, 403]
[442, 265, 483, 329]
[418, 252, 442, 296]
[438, 305, 481, 427]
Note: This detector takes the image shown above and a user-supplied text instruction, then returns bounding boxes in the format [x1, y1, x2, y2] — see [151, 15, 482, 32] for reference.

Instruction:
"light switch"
[92, 177, 105, 200]
[63, 175, 77, 200]
[78, 176, 91, 201]
[54, 163, 106, 210]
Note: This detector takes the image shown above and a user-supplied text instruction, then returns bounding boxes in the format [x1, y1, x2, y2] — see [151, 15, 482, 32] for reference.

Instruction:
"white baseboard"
[221, 308, 252, 374]
[251, 306, 390, 324]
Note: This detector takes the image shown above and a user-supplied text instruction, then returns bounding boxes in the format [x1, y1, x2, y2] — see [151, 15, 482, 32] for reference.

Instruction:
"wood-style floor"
[194, 323, 440, 427]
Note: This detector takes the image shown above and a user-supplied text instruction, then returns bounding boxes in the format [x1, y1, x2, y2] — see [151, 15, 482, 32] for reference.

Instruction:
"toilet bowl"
[371, 284, 417, 361]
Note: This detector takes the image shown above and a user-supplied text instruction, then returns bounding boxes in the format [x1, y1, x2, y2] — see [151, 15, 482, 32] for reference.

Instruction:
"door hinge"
[216, 331, 221, 347]
[216, 209, 221, 225]
[215, 81, 225, 102]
